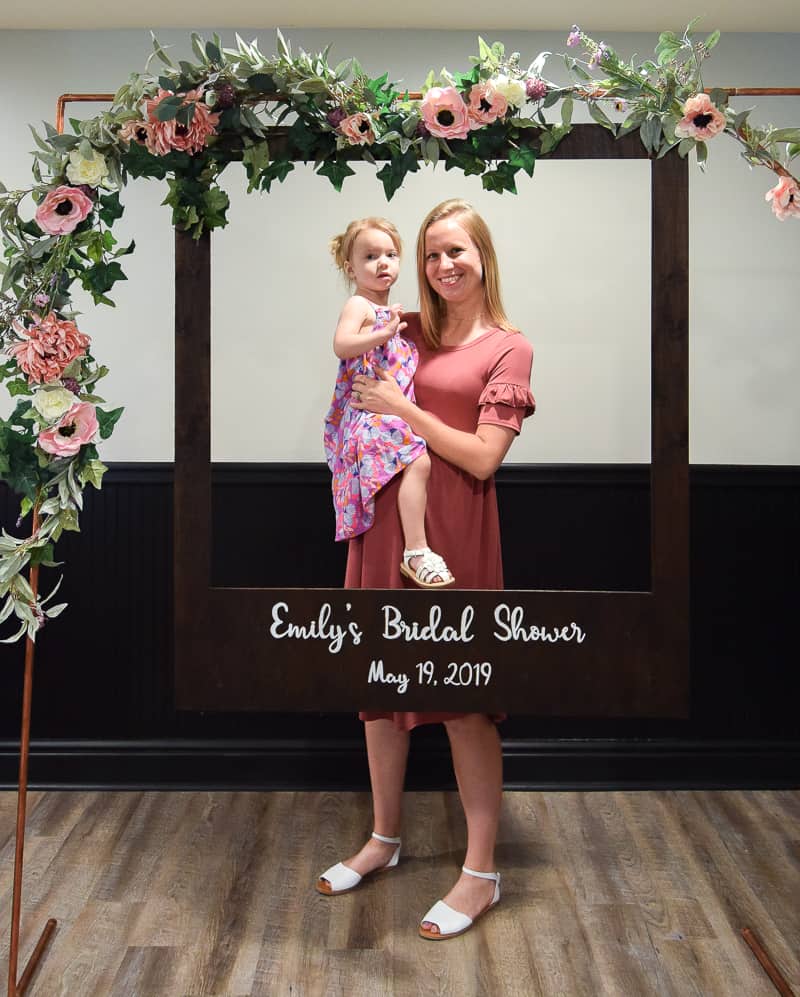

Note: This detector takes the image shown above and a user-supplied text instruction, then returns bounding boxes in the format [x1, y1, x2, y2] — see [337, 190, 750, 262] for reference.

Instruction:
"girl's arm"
[333, 298, 406, 360]
[351, 368, 515, 481]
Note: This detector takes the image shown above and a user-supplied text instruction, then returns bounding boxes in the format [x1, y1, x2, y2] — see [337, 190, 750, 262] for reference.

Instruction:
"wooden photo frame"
[173, 125, 689, 717]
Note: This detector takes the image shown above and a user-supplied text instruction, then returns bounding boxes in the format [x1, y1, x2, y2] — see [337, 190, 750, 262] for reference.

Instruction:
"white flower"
[492, 74, 526, 109]
[32, 386, 76, 423]
[65, 148, 109, 188]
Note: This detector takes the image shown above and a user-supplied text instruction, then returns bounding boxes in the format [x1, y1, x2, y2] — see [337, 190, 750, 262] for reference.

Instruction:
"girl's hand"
[351, 367, 407, 416]
[374, 303, 406, 344]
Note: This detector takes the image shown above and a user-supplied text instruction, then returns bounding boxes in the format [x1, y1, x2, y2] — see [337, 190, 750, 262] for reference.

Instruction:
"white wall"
[1, 28, 798, 463]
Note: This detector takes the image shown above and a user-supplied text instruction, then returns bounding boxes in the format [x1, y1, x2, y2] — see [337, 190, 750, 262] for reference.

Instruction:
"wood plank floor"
[1, 790, 798, 996]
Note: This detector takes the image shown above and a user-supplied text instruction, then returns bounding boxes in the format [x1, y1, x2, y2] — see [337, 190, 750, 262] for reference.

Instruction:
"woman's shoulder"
[489, 326, 533, 359]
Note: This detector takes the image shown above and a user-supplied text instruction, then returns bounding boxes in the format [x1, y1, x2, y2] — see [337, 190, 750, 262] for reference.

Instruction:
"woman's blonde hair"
[416, 198, 516, 349]
[330, 217, 402, 284]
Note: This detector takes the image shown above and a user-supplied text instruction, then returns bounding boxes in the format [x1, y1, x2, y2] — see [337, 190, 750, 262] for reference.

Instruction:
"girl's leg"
[420, 715, 503, 931]
[339, 718, 410, 875]
[396, 451, 431, 552]
[397, 452, 448, 583]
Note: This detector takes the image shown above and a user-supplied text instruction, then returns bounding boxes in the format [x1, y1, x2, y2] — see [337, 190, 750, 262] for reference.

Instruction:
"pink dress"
[348, 314, 536, 731]
[323, 305, 427, 541]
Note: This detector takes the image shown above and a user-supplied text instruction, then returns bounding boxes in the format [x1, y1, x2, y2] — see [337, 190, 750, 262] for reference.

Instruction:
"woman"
[316, 198, 535, 939]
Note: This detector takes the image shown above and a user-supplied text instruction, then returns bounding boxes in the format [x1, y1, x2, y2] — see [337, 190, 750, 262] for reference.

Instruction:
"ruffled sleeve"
[477, 332, 536, 434]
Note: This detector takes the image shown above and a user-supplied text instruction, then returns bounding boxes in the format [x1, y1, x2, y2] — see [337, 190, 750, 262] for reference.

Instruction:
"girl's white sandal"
[418, 866, 501, 940]
[316, 832, 401, 896]
[400, 547, 455, 589]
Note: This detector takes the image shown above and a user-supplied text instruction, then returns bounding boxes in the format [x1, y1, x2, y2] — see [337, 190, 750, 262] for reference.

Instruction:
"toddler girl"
[323, 217, 454, 588]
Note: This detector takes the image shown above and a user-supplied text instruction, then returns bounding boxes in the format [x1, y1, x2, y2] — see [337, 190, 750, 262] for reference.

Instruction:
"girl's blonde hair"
[416, 198, 516, 349]
[330, 217, 402, 284]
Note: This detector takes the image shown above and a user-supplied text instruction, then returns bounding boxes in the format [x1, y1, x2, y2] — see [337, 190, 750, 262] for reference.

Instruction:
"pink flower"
[467, 82, 509, 127]
[765, 176, 800, 221]
[420, 87, 471, 140]
[338, 112, 376, 146]
[674, 93, 726, 141]
[526, 77, 548, 101]
[567, 26, 581, 47]
[7, 312, 90, 384]
[143, 88, 220, 156]
[38, 401, 99, 457]
[34, 185, 94, 236]
[118, 119, 154, 148]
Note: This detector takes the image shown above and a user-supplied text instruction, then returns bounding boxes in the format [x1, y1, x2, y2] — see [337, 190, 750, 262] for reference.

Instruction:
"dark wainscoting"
[1, 463, 798, 789]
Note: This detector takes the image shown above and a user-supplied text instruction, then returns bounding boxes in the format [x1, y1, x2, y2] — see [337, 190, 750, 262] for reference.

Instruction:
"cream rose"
[65, 148, 109, 187]
[32, 386, 77, 422]
[492, 74, 526, 109]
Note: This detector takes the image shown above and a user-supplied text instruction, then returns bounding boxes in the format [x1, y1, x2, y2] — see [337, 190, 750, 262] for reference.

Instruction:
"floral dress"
[323, 306, 427, 541]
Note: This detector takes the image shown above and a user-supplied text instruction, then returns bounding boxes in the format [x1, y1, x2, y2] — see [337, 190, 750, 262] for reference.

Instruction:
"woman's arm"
[333, 299, 406, 360]
[351, 368, 515, 480]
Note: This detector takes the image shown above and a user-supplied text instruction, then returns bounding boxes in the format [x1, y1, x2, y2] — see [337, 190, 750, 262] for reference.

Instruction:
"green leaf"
[709, 88, 729, 109]
[29, 543, 55, 567]
[259, 159, 294, 192]
[200, 187, 230, 231]
[205, 40, 222, 64]
[588, 101, 617, 134]
[288, 116, 322, 159]
[481, 162, 518, 195]
[247, 73, 276, 93]
[561, 97, 574, 126]
[705, 29, 721, 51]
[150, 32, 175, 68]
[152, 96, 183, 122]
[375, 149, 419, 201]
[77, 458, 107, 489]
[98, 190, 124, 226]
[770, 128, 800, 144]
[508, 144, 536, 177]
[95, 406, 124, 440]
[48, 133, 81, 151]
[6, 378, 31, 397]
[80, 261, 127, 302]
[316, 158, 356, 192]
[695, 140, 708, 167]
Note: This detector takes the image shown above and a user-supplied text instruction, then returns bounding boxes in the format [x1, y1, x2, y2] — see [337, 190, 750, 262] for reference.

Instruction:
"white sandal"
[418, 866, 501, 940]
[316, 832, 401, 896]
[400, 547, 455, 589]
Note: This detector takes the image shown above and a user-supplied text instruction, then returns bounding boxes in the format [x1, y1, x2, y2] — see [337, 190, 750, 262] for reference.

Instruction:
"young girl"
[323, 217, 454, 588]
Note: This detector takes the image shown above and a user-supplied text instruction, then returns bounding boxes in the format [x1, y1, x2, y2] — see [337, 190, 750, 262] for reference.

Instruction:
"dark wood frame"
[174, 124, 689, 716]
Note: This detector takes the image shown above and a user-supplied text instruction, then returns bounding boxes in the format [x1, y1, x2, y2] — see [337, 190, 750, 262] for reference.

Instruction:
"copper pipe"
[55, 93, 115, 134]
[742, 927, 796, 997]
[16, 919, 58, 996]
[7, 508, 57, 997]
[54, 85, 800, 135]
[7, 509, 40, 997]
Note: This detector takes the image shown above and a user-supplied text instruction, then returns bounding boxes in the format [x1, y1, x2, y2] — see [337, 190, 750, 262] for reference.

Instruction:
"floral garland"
[0, 23, 798, 642]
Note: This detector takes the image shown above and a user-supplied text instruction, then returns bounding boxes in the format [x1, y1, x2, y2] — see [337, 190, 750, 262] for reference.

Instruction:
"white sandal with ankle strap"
[418, 866, 501, 940]
[316, 832, 401, 896]
[400, 547, 455, 589]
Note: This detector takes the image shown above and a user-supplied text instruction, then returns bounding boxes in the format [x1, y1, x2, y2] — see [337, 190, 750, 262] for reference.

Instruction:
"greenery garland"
[0, 22, 798, 642]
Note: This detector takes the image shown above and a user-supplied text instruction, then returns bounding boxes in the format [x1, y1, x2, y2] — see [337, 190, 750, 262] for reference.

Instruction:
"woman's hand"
[351, 367, 408, 416]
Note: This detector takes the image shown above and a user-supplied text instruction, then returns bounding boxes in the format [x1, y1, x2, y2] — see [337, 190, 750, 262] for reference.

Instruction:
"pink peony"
[338, 112, 376, 146]
[674, 93, 726, 141]
[467, 81, 509, 128]
[765, 175, 800, 221]
[38, 401, 99, 457]
[143, 88, 220, 156]
[7, 311, 90, 384]
[34, 185, 94, 236]
[420, 87, 471, 140]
